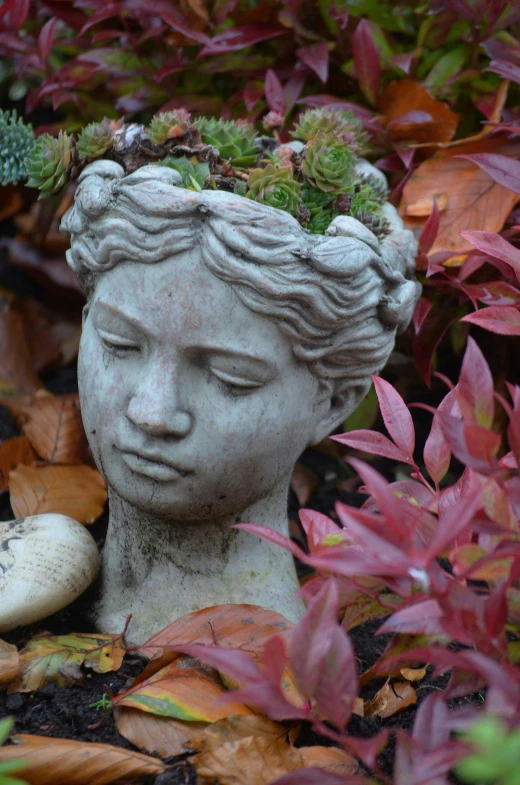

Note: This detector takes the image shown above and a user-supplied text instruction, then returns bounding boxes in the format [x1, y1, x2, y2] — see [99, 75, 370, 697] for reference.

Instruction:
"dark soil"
[0, 245, 478, 783]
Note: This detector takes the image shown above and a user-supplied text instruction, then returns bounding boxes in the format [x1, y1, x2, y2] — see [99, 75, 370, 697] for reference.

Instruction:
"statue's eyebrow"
[93, 301, 144, 331]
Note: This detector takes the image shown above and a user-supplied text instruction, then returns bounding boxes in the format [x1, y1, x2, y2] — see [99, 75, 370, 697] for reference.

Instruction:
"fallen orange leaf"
[9, 464, 106, 523]
[137, 604, 294, 681]
[22, 392, 89, 464]
[400, 667, 427, 682]
[290, 462, 319, 507]
[0, 734, 165, 784]
[400, 140, 520, 255]
[364, 681, 417, 718]
[0, 435, 36, 492]
[112, 660, 253, 722]
[380, 79, 459, 145]
[8, 632, 125, 693]
[299, 746, 357, 776]
[0, 639, 19, 689]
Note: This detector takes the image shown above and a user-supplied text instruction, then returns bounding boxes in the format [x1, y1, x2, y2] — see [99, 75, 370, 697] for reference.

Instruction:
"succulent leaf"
[291, 108, 369, 154]
[302, 132, 356, 193]
[25, 131, 74, 199]
[247, 164, 301, 215]
[77, 119, 116, 159]
[147, 109, 192, 145]
[0, 110, 35, 186]
[197, 117, 259, 168]
[158, 155, 209, 190]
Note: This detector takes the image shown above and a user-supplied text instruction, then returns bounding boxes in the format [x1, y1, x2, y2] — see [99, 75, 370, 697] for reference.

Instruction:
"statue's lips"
[118, 449, 192, 481]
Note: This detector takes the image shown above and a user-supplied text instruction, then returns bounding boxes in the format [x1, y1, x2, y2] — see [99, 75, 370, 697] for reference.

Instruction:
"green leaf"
[424, 45, 468, 89]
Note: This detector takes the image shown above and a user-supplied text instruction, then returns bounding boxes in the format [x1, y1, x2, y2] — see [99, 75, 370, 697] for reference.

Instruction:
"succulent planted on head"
[4, 107, 390, 237]
[0, 110, 35, 186]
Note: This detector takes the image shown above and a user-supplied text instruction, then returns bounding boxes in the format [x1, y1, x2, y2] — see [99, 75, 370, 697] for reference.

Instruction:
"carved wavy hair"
[60, 161, 420, 408]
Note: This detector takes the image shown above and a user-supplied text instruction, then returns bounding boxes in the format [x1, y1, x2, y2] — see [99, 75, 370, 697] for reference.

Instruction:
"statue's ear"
[309, 382, 370, 447]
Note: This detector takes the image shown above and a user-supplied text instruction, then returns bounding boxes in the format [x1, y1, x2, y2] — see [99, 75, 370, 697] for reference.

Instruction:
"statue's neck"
[92, 486, 304, 643]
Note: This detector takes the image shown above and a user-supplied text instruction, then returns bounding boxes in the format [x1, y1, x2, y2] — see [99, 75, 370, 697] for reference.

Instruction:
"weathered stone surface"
[59, 161, 419, 643]
[0, 514, 99, 632]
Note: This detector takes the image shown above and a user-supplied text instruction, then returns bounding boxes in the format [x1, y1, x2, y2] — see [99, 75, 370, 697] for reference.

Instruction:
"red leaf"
[296, 43, 329, 84]
[461, 305, 520, 335]
[412, 693, 451, 749]
[37, 17, 57, 63]
[161, 9, 210, 44]
[460, 230, 520, 281]
[486, 58, 520, 85]
[265, 68, 286, 114]
[331, 430, 412, 463]
[234, 523, 308, 561]
[456, 153, 520, 195]
[299, 509, 340, 552]
[199, 24, 285, 56]
[421, 488, 483, 563]
[373, 376, 415, 458]
[378, 599, 443, 636]
[418, 199, 440, 255]
[351, 19, 381, 106]
[423, 411, 451, 485]
[463, 281, 520, 306]
[7, 0, 30, 29]
[244, 81, 264, 112]
[290, 580, 340, 699]
[413, 306, 458, 386]
[78, 4, 123, 36]
[349, 459, 410, 540]
[438, 415, 501, 473]
[458, 337, 494, 427]
[314, 624, 358, 729]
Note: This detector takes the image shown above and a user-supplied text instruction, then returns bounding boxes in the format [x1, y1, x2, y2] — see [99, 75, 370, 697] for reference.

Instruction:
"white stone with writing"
[0, 514, 99, 632]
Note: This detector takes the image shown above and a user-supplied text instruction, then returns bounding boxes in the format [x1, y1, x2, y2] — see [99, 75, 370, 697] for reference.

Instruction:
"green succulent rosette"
[291, 108, 369, 154]
[25, 131, 74, 199]
[0, 110, 35, 186]
[158, 155, 210, 191]
[147, 109, 191, 145]
[247, 164, 301, 216]
[77, 119, 115, 159]
[197, 117, 259, 168]
[301, 184, 336, 234]
[302, 132, 356, 194]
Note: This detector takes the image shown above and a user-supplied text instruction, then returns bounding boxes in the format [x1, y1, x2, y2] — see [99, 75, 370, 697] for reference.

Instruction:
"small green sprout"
[0, 718, 28, 785]
[89, 692, 112, 712]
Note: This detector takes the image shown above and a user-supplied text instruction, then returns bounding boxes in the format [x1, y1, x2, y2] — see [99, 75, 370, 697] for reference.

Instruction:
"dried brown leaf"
[0, 734, 164, 784]
[191, 736, 304, 785]
[400, 140, 520, 255]
[17, 299, 61, 374]
[290, 463, 319, 507]
[380, 79, 459, 145]
[8, 632, 125, 693]
[9, 464, 106, 523]
[400, 667, 427, 682]
[0, 435, 36, 492]
[0, 639, 19, 689]
[299, 746, 357, 776]
[114, 706, 207, 758]
[364, 681, 417, 718]
[0, 301, 42, 416]
[22, 392, 88, 464]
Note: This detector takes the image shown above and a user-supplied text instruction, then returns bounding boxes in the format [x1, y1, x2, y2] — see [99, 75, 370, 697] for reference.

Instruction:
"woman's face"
[78, 251, 328, 519]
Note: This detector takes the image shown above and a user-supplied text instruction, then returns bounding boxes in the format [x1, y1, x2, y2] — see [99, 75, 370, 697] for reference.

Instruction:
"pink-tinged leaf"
[244, 81, 264, 112]
[331, 430, 412, 463]
[420, 488, 483, 564]
[78, 4, 123, 36]
[463, 281, 520, 307]
[456, 153, 520, 195]
[418, 199, 440, 255]
[412, 693, 451, 749]
[296, 43, 330, 83]
[314, 624, 358, 729]
[500, 450, 518, 469]
[37, 16, 57, 63]
[335, 504, 412, 573]
[377, 599, 443, 636]
[349, 459, 410, 540]
[461, 305, 520, 335]
[486, 58, 520, 85]
[413, 307, 458, 386]
[290, 580, 339, 698]
[484, 582, 508, 639]
[198, 24, 285, 56]
[351, 19, 381, 106]
[7, 0, 30, 29]
[438, 415, 501, 473]
[424, 411, 451, 485]
[372, 376, 415, 458]
[412, 297, 433, 333]
[233, 523, 308, 562]
[260, 635, 286, 685]
[460, 230, 520, 281]
[265, 68, 285, 114]
[458, 337, 494, 427]
[299, 509, 341, 551]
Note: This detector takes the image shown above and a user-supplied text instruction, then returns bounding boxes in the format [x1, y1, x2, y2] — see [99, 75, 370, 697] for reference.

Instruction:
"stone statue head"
[59, 159, 419, 638]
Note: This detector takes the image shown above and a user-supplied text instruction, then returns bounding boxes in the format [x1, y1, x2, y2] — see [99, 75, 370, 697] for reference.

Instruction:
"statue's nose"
[125, 365, 193, 438]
